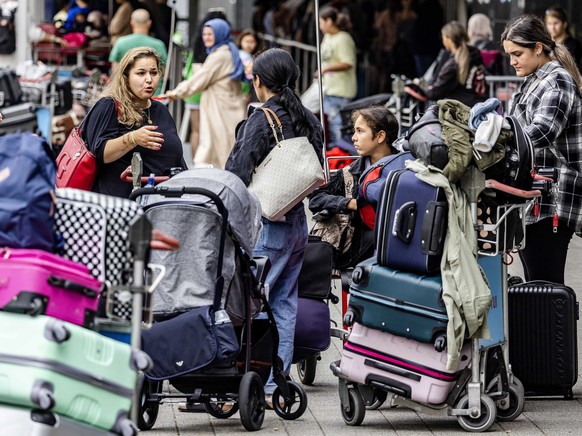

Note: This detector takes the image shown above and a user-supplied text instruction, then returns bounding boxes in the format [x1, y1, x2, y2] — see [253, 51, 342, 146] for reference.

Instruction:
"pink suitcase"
[0, 248, 103, 328]
[339, 323, 471, 405]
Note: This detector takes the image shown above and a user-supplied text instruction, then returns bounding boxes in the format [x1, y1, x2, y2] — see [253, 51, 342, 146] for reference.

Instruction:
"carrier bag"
[0, 311, 149, 433]
[508, 281, 578, 399]
[401, 105, 448, 169]
[141, 306, 239, 381]
[298, 236, 334, 299]
[0, 248, 103, 328]
[339, 323, 471, 405]
[0, 102, 37, 135]
[54, 188, 143, 286]
[358, 151, 411, 229]
[293, 297, 331, 363]
[375, 168, 447, 275]
[345, 258, 447, 348]
[0, 132, 56, 252]
[0, 403, 118, 436]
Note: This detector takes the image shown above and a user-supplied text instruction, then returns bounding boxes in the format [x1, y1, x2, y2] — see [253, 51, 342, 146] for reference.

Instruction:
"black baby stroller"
[130, 169, 308, 432]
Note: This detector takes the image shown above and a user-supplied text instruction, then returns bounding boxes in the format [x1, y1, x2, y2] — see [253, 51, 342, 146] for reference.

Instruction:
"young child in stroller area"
[308, 106, 401, 268]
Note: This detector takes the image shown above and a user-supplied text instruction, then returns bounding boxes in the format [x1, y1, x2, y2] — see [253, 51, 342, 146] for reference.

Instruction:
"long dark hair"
[502, 14, 582, 91]
[319, 5, 352, 32]
[252, 48, 317, 144]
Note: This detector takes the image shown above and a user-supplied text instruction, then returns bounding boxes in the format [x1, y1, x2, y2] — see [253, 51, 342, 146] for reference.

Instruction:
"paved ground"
[144, 223, 582, 435]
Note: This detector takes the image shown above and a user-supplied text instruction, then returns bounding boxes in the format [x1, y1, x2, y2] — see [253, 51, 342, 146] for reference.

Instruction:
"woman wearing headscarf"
[166, 18, 247, 168]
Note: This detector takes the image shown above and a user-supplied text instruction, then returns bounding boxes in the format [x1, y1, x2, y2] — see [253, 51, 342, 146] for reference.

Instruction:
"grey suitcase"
[0, 403, 116, 435]
[0, 102, 37, 134]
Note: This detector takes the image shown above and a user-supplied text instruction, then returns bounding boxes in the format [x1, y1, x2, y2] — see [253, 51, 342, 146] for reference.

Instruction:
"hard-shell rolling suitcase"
[0, 312, 149, 433]
[375, 168, 447, 275]
[20, 78, 73, 115]
[339, 323, 471, 405]
[0, 403, 117, 436]
[0, 248, 103, 328]
[345, 257, 447, 348]
[0, 102, 37, 135]
[293, 297, 331, 362]
[508, 281, 579, 399]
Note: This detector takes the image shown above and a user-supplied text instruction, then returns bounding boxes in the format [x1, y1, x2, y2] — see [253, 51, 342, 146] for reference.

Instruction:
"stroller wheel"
[239, 371, 266, 431]
[137, 374, 161, 431]
[204, 399, 239, 419]
[272, 381, 308, 420]
[296, 354, 318, 385]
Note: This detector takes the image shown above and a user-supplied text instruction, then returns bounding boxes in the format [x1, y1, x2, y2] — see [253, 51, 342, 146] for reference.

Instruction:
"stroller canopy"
[145, 168, 262, 254]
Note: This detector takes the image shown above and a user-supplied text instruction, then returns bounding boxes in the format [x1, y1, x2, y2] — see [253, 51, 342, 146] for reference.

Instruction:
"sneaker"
[178, 401, 202, 412]
[264, 394, 284, 410]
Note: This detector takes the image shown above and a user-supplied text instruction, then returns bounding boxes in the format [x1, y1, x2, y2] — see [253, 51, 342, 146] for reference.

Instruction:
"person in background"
[309, 106, 400, 268]
[108, 9, 167, 95]
[544, 6, 582, 70]
[236, 28, 262, 103]
[319, 5, 357, 149]
[165, 18, 246, 169]
[63, 0, 90, 32]
[411, 21, 487, 107]
[226, 48, 324, 407]
[28, 26, 69, 46]
[83, 47, 185, 198]
[467, 13, 503, 75]
[502, 14, 582, 284]
[109, 0, 135, 46]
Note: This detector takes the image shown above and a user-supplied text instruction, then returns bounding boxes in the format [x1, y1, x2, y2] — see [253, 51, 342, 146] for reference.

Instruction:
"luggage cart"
[331, 166, 553, 432]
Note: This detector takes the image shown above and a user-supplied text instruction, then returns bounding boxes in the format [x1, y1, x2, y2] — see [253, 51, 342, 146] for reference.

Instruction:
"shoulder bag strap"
[342, 166, 354, 200]
[79, 97, 121, 135]
[260, 107, 285, 143]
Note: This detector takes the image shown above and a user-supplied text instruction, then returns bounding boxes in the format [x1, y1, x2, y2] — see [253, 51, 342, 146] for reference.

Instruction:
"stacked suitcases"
[0, 188, 152, 434]
[337, 167, 468, 410]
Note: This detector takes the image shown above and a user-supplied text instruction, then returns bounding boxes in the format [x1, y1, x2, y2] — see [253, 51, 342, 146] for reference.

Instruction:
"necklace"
[146, 106, 153, 125]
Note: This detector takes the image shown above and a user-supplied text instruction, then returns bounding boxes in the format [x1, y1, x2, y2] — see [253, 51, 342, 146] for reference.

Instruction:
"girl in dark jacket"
[309, 106, 399, 268]
[419, 21, 487, 107]
[225, 48, 324, 405]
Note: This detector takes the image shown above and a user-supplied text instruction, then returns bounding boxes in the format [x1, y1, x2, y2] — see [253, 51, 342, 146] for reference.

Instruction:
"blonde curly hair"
[100, 47, 163, 127]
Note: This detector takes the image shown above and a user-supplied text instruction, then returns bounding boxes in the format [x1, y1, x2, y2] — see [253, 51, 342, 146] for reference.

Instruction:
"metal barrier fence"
[485, 75, 524, 114]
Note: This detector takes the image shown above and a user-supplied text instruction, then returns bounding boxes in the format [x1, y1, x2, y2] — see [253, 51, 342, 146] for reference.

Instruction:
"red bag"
[55, 127, 97, 190]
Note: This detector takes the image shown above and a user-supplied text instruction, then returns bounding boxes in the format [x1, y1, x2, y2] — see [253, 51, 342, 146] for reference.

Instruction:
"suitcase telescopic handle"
[47, 276, 98, 298]
[392, 201, 416, 243]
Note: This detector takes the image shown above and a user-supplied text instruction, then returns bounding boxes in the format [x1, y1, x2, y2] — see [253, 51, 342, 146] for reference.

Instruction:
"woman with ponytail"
[502, 14, 582, 284]
[226, 48, 324, 405]
[420, 20, 487, 107]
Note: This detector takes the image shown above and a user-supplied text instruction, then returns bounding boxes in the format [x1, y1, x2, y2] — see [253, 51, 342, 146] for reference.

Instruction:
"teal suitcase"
[0, 312, 149, 434]
[345, 257, 448, 349]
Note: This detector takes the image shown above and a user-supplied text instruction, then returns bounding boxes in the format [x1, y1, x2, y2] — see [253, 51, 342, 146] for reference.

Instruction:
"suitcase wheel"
[433, 335, 446, 352]
[343, 307, 360, 327]
[113, 413, 138, 436]
[131, 349, 154, 372]
[44, 319, 71, 344]
[31, 380, 55, 410]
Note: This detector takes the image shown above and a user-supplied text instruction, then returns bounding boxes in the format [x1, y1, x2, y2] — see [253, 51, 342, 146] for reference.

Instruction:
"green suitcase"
[0, 312, 150, 433]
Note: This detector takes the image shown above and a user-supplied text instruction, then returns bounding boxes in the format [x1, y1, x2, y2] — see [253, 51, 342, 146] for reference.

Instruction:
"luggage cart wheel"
[340, 386, 365, 426]
[296, 354, 318, 385]
[496, 383, 525, 422]
[271, 381, 308, 420]
[455, 394, 496, 432]
[433, 335, 446, 352]
[137, 374, 161, 431]
[239, 371, 265, 431]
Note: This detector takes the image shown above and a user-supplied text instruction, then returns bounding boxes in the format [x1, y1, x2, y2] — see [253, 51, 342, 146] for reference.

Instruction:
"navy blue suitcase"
[375, 169, 447, 275]
[344, 257, 447, 349]
[293, 297, 330, 362]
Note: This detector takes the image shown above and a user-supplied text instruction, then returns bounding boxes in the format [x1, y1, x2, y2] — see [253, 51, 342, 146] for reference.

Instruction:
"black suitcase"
[298, 236, 334, 300]
[21, 79, 73, 115]
[0, 103, 37, 135]
[0, 68, 22, 107]
[375, 168, 447, 275]
[508, 281, 579, 399]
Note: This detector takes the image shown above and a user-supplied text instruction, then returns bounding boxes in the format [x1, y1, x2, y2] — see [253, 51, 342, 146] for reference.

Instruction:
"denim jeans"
[324, 95, 351, 149]
[253, 205, 308, 394]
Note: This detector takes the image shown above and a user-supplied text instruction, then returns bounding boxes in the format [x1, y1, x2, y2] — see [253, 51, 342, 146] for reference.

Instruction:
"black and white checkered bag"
[54, 188, 143, 286]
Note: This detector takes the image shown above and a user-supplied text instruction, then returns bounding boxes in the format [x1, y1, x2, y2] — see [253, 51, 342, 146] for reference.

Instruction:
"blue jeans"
[253, 206, 308, 394]
[324, 95, 351, 149]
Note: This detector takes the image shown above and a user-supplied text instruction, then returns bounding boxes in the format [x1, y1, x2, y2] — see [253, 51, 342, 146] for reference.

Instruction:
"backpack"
[467, 64, 487, 97]
[0, 132, 56, 251]
[0, 10, 15, 55]
[400, 105, 448, 169]
[358, 151, 411, 229]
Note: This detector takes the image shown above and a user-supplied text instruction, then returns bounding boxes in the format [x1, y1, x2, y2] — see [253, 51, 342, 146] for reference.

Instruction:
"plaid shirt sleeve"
[511, 62, 582, 236]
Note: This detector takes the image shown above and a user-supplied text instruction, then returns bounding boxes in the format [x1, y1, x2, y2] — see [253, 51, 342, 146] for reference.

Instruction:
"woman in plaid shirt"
[502, 15, 582, 284]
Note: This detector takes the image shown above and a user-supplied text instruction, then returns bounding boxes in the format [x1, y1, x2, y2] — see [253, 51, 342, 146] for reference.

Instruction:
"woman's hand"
[347, 198, 358, 211]
[133, 125, 164, 150]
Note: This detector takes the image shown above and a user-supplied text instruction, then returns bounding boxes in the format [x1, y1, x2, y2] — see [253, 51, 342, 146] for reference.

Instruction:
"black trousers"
[519, 217, 574, 284]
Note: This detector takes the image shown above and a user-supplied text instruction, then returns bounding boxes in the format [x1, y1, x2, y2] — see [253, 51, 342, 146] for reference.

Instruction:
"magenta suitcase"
[0, 248, 103, 328]
[339, 323, 471, 405]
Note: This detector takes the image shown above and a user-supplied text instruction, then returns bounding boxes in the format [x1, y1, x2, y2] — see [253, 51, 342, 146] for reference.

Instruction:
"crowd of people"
[16, 0, 582, 410]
